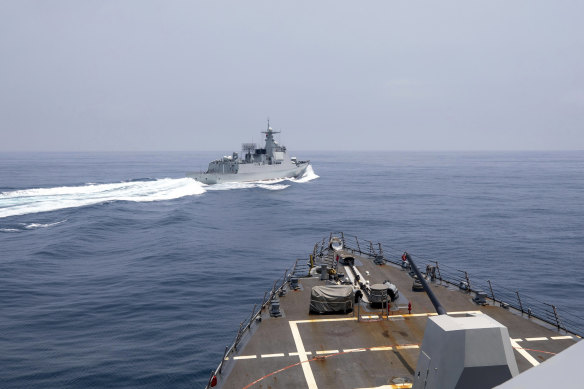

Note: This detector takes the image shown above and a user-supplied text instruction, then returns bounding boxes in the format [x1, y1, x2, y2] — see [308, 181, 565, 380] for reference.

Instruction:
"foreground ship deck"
[206, 233, 581, 389]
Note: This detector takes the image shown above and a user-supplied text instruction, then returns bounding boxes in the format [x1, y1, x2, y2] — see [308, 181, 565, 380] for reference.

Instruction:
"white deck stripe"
[288, 351, 312, 356]
[370, 346, 393, 351]
[355, 385, 413, 389]
[525, 337, 548, 341]
[293, 311, 481, 325]
[512, 338, 523, 342]
[551, 336, 573, 340]
[261, 353, 285, 358]
[294, 317, 357, 324]
[510, 338, 539, 366]
[343, 348, 367, 353]
[395, 345, 419, 350]
[233, 355, 257, 360]
[289, 321, 318, 389]
[316, 349, 339, 355]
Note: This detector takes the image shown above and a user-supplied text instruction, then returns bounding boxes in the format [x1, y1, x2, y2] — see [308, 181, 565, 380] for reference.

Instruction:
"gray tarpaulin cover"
[310, 285, 354, 313]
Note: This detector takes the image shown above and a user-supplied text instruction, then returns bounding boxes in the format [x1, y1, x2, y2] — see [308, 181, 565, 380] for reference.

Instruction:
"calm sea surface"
[1, 151, 583, 388]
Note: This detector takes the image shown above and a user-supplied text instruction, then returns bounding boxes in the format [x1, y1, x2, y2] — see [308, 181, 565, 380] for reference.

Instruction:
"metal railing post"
[464, 271, 471, 292]
[246, 304, 257, 330]
[269, 280, 277, 301]
[234, 321, 244, 350]
[435, 261, 442, 281]
[488, 280, 496, 302]
[516, 291, 524, 314]
[219, 345, 228, 373]
[552, 305, 562, 331]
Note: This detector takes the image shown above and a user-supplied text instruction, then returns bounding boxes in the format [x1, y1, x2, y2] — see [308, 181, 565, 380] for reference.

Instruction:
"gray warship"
[187, 121, 309, 184]
[204, 233, 583, 388]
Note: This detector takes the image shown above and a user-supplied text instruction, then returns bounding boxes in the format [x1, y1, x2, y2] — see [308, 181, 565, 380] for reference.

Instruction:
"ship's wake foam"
[0, 220, 68, 233]
[0, 178, 206, 219]
[207, 164, 319, 192]
[0, 165, 319, 219]
[290, 165, 319, 183]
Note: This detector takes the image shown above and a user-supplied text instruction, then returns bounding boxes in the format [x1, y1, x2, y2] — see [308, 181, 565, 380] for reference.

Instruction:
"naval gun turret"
[404, 252, 519, 389]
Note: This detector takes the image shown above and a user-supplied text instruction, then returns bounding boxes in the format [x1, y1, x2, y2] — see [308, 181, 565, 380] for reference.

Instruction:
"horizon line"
[0, 149, 583, 153]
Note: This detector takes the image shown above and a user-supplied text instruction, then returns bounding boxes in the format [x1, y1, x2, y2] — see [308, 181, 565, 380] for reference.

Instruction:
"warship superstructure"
[204, 233, 582, 389]
[187, 121, 309, 184]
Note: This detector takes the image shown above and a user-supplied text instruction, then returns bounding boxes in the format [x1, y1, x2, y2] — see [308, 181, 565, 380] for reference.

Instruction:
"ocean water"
[1, 151, 583, 388]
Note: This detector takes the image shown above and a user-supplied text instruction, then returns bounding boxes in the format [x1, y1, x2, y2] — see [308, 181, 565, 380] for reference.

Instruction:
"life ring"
[401, 253, 407, 262]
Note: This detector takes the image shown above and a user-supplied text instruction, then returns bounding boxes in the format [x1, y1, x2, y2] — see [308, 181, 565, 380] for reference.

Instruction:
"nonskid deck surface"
[216, 252, 579, 389]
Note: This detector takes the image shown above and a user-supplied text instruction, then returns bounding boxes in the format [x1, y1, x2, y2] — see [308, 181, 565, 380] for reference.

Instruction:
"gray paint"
[413, 314, 519, 389]
[186, 122, 308, 184]
[495, 340, 584, 389]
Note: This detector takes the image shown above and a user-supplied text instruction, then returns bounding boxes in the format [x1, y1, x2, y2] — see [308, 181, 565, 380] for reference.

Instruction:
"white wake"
[289, 165, 319, 183]
[0, 165, 319, 219]
[0, 178, 206, 219]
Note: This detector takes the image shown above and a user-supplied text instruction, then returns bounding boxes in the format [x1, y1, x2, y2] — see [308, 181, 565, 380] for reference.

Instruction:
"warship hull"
[187, 162, 309, 185]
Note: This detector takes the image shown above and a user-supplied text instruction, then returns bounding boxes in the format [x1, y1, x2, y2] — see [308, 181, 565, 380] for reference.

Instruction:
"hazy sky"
[1, 1, 583, 151]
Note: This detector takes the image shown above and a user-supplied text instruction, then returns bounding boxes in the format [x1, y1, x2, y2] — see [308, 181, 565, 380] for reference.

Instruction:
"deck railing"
[376, 247, 584, 338]
[320, 232, 584, 337]
[205, 258, 309, 388]
[206, 233, 583, 388]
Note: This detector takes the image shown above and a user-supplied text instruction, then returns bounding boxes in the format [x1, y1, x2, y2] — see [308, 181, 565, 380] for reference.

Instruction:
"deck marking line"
[510, 338, 539, 366]
[343, 348, 367, 353]
[354, 384, 413, 389]
[289, 351, 312, 356]
[446, 310, 483, 315]
[294, 317, 357, 324]
[292, 311, 481, 325]
[511, 338, 523, 342]
[406, 313, 437, 317]
[316, 349, 339, 355]
[551, 336, 573, 340]
[233, 355, 257, 360]
[289, 321, 318, 389]
[525, 337, 548, 341]
[395, 345, 419, 350]
[261, 353, 285, 358]
[370, 346, 393, 351]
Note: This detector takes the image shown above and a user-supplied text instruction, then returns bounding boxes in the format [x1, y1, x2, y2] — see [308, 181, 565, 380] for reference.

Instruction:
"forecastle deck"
[206, 234, 580, 389]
